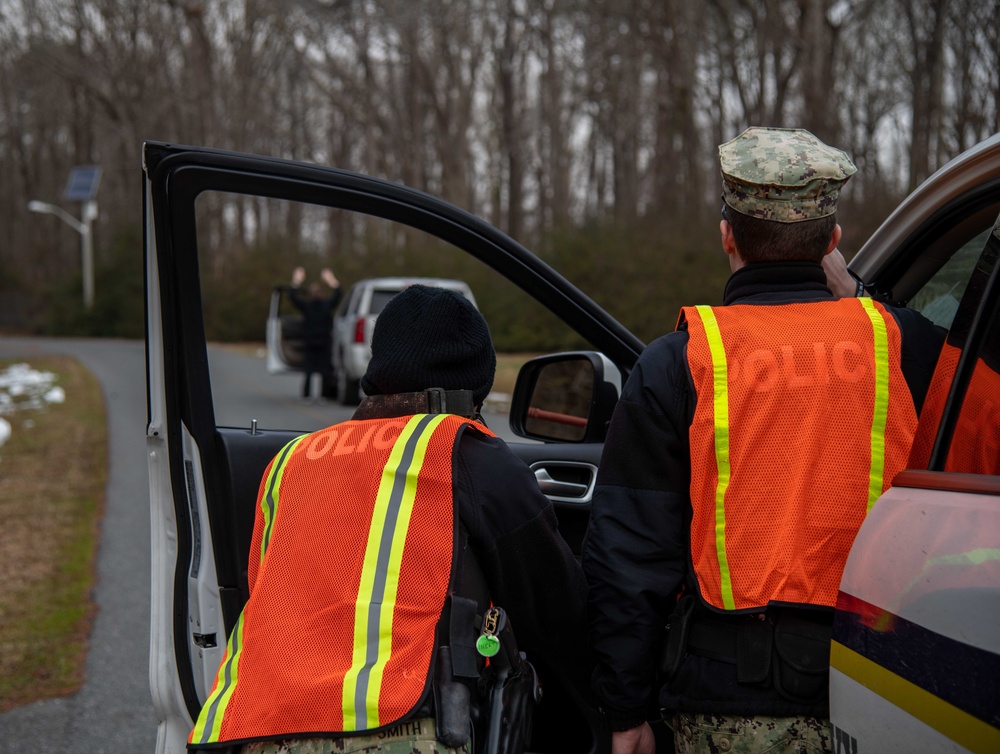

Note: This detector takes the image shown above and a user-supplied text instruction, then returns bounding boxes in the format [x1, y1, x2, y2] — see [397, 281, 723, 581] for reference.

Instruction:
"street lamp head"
[28, 200, 52, 214]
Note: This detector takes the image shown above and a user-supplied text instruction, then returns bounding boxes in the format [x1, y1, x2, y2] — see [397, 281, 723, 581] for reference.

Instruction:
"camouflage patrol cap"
[719, 127, 857, 223]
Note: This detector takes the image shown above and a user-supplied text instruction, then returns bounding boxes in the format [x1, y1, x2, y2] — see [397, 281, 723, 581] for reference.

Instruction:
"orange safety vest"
[910, 341, 1000, 475]
[908, 341, 959, 470]
[679, 298, 917, 612]
[189, 413, 492, 747]
[945, 355, 1000, 474]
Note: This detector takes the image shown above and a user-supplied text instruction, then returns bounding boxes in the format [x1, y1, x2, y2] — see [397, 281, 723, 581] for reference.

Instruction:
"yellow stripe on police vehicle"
[830, 483, 1000, 754]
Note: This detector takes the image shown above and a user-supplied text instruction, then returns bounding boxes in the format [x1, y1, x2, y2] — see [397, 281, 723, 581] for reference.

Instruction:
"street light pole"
[28, 199, 97, 310]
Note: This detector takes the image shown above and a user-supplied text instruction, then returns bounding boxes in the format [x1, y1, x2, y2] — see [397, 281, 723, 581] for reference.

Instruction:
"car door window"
[193, 191, 589, 435]
[945, 298, 1000, 476]
[368, 289, 398, 314]
[940, 223, 1000, 476]
[907, 227, 993, 328]
[343, 284, 359, 316]
[908, 216, 1000, 473]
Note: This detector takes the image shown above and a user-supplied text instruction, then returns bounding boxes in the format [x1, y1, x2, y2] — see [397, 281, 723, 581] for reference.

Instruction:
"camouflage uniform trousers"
[241, 717, 469, 754]
[670, 712, 833, 754]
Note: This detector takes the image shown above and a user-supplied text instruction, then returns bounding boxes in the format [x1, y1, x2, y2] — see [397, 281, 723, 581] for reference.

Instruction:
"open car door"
[144, 141, 642, 754]
[265, 284, 305, 375]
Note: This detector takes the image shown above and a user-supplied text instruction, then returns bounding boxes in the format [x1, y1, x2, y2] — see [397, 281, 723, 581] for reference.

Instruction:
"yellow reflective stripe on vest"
[191, 611, 247, 744]
[342, 413, 449, 730]
[859, 298, 890, 512]
[259, 435, 309, 565]
[191, 435, 308, 746]
[695, 305, 736, 611]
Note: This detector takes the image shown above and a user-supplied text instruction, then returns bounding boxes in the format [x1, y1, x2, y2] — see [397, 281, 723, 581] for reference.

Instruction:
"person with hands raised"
[287, 266, 342, 400]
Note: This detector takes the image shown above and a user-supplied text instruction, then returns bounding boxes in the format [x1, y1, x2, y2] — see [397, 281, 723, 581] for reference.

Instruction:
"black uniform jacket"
[288, 286, 342, 346]
[453, 423, 596, 705]
[582, 262, 945, 729]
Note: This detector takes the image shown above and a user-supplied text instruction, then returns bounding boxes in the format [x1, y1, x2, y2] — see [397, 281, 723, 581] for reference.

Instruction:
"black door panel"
[214, 427, 303, 604]
[510, 442, 604, 556]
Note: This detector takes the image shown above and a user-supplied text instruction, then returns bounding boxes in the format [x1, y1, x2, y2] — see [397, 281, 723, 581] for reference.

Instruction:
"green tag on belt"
[476, 633, 500, 657]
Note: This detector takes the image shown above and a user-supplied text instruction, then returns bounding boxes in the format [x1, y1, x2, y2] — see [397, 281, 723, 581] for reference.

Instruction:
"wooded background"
[1, 0, 998, 347]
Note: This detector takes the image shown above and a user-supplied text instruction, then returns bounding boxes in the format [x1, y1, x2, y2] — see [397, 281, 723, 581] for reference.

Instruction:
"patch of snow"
[0, 362, 65, 450]
[45, 386, 66, 404]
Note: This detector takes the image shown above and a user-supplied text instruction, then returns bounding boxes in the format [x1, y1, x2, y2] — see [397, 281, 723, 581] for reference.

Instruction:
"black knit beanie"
[361, 285, 496, 406]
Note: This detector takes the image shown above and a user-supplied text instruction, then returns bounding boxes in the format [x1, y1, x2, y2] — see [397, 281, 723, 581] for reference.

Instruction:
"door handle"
[533, 467, 590, 498]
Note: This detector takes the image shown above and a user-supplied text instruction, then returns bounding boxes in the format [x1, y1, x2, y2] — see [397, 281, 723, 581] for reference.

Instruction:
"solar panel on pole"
[63, 166, 102, 201]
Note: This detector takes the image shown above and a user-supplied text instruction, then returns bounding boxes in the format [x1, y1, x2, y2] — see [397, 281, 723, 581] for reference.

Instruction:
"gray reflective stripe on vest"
[342, 413, 450, 730]
[191, 611, 246, 744]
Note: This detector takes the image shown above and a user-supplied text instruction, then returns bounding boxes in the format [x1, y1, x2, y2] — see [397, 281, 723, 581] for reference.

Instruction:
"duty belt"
[662, 596, 833, 704]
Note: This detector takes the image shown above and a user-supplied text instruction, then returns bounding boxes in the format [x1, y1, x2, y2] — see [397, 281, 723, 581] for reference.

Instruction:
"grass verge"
[493, 352, 537, 395]
[0, 356, 107, 711]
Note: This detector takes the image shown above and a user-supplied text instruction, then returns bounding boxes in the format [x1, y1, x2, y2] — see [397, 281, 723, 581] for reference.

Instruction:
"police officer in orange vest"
[582, 128, 945, 754]
[190, 285, 597, 753]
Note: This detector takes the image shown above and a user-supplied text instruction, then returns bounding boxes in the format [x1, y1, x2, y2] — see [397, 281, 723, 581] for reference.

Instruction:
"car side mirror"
[509, 352, 622, 443]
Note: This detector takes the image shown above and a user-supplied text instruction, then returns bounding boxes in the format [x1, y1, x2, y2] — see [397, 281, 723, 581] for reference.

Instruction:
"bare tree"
[533, 0, 575, 231]
[710, 0, 803, 128]
[648, 0, 707, 222]
[492, 0, 527, 238]
[942, 0, 1000, 153]
[900, 0, 947, 190]
[4, 0, 997, 333]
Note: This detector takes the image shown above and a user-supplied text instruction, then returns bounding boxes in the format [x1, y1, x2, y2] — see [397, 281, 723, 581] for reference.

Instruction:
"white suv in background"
[331, 277, 476, 404]
[265, 276, 475, 404]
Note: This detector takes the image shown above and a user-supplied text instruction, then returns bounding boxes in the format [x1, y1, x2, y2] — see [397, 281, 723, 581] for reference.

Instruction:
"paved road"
[0, 337, 157, 753]
[0, 337, 515, 753]
[206, 344, 515, 439]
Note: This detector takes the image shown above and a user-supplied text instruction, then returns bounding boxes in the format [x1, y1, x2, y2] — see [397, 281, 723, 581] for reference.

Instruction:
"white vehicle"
[265, 277, 475, 404]
[145, 136, 999, 754]
[825, 136, 1000, 754]
[331, 277, 476, 404]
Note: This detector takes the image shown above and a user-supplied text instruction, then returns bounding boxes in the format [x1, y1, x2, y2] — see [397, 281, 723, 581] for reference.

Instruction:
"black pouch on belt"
[434, 645, 474, 747]
[432, 595, 483, 747]
[660, 594, 697, 678]
[771, 612, 832, 705]
[736, 618, 772, 685]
